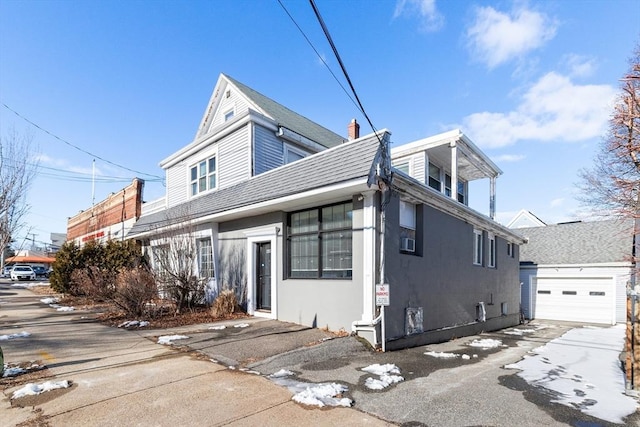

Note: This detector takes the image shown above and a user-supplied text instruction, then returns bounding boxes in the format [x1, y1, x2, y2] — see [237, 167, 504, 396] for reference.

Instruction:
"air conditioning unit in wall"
[401, 237, 416, 252]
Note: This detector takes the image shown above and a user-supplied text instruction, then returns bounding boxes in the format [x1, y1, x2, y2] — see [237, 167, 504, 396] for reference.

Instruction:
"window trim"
[197, 237, 214, 279]
[284, 143, 307, 164]
[286, 200, 353, 279]
[223, 108, 235, 121]
[473, 229, 483, 266]
[189, 153, 217, 197]
[488, 232, 496, 268]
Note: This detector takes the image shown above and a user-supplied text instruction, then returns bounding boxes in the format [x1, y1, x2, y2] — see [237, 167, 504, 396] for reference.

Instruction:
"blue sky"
[0, 0, 638, 248]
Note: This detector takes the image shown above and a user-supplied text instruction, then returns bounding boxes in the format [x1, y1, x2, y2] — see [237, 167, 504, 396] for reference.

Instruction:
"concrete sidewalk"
[0, 283, 390, 426]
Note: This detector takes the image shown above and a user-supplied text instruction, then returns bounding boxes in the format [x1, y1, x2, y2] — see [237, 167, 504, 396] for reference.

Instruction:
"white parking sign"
[375, 284, 390, 306]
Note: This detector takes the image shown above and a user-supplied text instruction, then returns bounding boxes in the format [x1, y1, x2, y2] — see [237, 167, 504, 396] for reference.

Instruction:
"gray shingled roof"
[129, 132, 386, 236]
[224, 74, 346, 148]
[517, 219, 634, 264]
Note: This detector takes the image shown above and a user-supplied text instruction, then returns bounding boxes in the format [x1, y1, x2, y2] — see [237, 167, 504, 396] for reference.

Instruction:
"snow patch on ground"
[424, 351, 479, 360]
[506, 324, 636, 424]
[157, 335, 189, 345]
[55, 306, 75, 312]
[233, 323, 250, 328]
[11, 282, 49, 289]
[0, 331, 31, 341]
[118, 320, 149, 328]
[209, 325, 226, 330]
[2, 363, 44, 378]
[361, 364, 404, 390]
[11, 380, 71, 399]
[468, 338, 503, 349]
[40, 297, 59, 305]
[269, 370, 352, 407]
[504, 328, 537, 336]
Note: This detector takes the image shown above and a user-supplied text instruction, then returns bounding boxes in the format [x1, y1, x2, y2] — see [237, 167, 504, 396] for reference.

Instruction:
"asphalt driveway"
[2, 280, 638, 426]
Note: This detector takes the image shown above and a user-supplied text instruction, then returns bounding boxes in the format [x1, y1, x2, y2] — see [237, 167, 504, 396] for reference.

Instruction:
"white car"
[10, 266, 35, 281]
[1, 266, 11, 278]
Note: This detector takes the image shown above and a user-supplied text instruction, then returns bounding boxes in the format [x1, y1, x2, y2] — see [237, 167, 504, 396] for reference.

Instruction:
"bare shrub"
[211, 289, 238, 318]
[113, 266, 158, 318]
[70, 266, 115, 300]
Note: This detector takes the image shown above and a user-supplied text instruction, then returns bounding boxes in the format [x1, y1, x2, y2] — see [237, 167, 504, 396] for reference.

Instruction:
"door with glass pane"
[256, 242, 271, 311]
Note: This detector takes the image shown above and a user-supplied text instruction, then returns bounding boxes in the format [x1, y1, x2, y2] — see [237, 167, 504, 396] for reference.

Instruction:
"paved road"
[2, 280, 638, 426]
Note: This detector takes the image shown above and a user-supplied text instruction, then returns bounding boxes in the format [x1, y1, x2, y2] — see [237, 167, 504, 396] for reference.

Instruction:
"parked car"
[32, 266, 49, 278]
[1, 266, 12, 278]
[10, 265, 36, 281]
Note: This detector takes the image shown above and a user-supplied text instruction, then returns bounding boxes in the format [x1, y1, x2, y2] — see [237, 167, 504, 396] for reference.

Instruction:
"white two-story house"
[128, 73, 526, 350]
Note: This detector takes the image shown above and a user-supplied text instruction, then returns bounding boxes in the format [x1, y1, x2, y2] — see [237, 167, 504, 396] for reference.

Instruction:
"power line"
[308, 0, 379, 139]
[1, 102, 165, 180]
[276, 0, 360, 112]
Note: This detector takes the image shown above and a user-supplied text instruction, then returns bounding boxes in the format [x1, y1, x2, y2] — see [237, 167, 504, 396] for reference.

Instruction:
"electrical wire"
[308, 0, 381, 141]
[1, 102, 165, 180]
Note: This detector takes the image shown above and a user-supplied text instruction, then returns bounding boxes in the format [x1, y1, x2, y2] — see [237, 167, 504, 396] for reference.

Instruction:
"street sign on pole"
[375, 283, 390, 306]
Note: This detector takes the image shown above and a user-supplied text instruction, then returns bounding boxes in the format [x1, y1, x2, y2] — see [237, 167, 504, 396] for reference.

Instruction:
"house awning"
[5, 255, 56, 264]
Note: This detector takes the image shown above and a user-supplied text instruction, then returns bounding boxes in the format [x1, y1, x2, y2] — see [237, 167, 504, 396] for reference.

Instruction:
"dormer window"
[190, 155, 217, 196]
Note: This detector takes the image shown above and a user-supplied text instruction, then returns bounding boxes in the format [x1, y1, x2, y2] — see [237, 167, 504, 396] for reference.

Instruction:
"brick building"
[67, 178, 144, 246]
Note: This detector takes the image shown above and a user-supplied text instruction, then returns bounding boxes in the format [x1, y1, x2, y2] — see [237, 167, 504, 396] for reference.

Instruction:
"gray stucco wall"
[383, 194, 521, 348]
[278, 195, 365, 332]
[216, 196, 365, 333]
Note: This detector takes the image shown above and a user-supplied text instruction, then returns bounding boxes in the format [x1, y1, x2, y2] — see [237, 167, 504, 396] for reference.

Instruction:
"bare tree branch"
[0, 128, 38, 263]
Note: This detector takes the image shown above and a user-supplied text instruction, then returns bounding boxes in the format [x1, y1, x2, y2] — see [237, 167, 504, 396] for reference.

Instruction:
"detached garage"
[517, 219, 632, 325]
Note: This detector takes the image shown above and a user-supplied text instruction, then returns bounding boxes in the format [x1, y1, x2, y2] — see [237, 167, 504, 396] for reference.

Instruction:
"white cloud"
[394, 0, 444, 32]
[493, 154, 525, 163]
[462, 71, 616, 148]
[466, 5, 557, 68]
[563, 54, 597, 78]
[550, 197, 564, 208]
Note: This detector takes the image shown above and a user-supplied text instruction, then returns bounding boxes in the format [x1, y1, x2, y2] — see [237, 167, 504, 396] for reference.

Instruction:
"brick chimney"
[348, 118, 360, 141]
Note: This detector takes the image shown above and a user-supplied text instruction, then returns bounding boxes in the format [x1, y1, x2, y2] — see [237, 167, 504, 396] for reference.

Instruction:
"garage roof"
[517, 219, 634, 264]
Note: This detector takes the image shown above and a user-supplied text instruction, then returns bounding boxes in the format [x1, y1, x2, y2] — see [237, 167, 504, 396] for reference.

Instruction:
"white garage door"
[532, 276, 615, 324]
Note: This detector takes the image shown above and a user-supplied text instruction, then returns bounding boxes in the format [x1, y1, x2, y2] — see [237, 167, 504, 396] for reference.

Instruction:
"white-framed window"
[445, 174, 452, 197]
[190, 155, 217, 196]
[473, 229, 483, 265]
[399, 200, 417, 254]
[284, 144, 307, 164]
[507, 242, 514, 258]
[197, 238, 214, 279]
[224, 109, 234, 121]
[428, 162, 441, 191]
[488, 233, 496, 268]
[394, 160, 410, 175]
[457, 180, 467, 204]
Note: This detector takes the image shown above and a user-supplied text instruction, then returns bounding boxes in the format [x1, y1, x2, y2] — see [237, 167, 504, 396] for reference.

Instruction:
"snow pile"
[504, 328, 536, 336]
[233, 323, 250, 328]
[2, 363, 44, 378]
[0, 331, 31, 341]
[56, 306, 75, 312]
[118, 320, 149, 328]
[40, 297, 59, 305]
[157, 335, 189, 345]
[424, 351, 478, 360]
[269, 369, 295, 378]
[506, 325, 636, 424]
[468, 338, 503, 349]
[424, 351, 459, 359]
[12, 380, 71, 399]
[361, 363, 404, 390]
[269, 370, 352, 407]
[209, 325, 226, 330]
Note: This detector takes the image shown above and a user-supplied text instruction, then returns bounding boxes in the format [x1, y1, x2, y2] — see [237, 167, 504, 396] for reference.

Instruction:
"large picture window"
[288, 201, 353, 279]
[190, 156, 217, 196]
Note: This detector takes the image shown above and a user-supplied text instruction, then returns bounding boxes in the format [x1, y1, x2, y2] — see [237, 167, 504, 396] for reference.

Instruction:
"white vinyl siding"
[391, 153, 426, 184]
[209, 86, 251, 131]
[166, 163, 188, 208]
[254, 124, 284, 175]
[218, 125, 251, 188]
